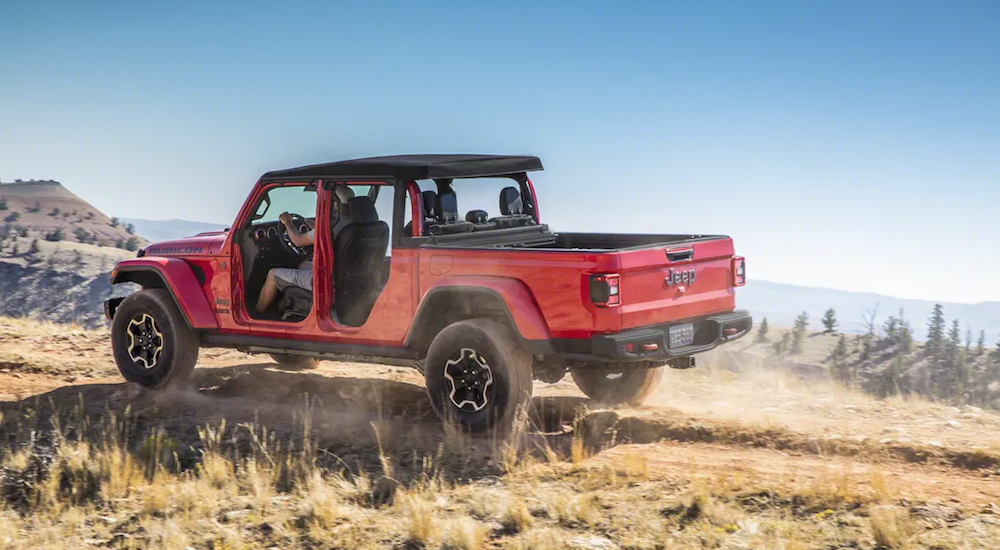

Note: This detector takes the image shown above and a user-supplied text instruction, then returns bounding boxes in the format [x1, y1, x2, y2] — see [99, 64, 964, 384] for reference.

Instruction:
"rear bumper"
[553, 310, 753, 363]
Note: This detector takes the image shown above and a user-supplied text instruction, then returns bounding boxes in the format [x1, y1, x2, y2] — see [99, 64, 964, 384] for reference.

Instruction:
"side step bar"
[201, 333, 421, 369]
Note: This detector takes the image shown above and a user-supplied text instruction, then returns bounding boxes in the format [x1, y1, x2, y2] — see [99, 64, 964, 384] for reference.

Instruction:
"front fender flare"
[111, 258, 218, 330]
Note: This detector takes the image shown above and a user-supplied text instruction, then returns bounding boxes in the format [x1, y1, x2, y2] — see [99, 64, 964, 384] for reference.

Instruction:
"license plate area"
[668, 323, 695, 349]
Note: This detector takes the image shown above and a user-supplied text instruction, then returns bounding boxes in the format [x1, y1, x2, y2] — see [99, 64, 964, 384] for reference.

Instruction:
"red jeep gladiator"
[105, 154, 751, 433]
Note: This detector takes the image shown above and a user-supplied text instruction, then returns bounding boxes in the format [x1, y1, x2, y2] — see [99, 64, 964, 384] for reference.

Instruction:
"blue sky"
[1, 1, 997, 303]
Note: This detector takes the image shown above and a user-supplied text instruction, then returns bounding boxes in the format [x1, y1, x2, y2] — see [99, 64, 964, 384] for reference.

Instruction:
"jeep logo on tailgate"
[666, 268, 696, 287]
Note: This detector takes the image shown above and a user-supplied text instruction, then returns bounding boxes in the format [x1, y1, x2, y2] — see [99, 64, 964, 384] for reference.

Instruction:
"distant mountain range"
[120, 218, 228, 243]
[740, 280, 1000, 343]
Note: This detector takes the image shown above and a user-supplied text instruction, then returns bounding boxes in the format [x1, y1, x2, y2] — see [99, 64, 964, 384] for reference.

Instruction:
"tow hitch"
[667, 356, 696, 369]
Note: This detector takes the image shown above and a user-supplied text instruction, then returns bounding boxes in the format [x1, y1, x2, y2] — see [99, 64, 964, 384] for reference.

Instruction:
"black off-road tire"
[111, 289, 199, 389]
[571, 366, 664, 405]
[424, 319, 533, 436]
[268, 354, 320, 370]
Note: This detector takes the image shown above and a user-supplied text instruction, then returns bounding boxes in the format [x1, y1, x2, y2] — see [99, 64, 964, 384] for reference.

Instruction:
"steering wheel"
[278, 213, 312, 257]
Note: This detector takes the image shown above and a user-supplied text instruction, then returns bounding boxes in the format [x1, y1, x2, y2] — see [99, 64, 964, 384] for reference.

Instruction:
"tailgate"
[616, 237, 737, 329]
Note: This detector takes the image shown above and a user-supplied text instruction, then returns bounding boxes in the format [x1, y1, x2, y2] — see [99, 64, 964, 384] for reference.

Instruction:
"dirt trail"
[1, 317, 998, 508]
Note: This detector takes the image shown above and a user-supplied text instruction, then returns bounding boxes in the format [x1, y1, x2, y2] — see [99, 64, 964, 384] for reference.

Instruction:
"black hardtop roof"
[261, 154, 543, 182]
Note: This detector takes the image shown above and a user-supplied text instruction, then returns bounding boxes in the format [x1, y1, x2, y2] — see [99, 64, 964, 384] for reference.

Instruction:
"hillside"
[0, 235, 135, 328]
[0, 317, 998, 548]
[0, 180, 147, 248]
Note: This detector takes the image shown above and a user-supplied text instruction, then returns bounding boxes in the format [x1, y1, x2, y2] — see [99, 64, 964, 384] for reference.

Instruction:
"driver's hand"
[278, 212, 292, 227]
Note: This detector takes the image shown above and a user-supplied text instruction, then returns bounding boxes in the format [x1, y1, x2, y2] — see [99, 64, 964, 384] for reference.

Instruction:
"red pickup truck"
[105, 154, 750, 434]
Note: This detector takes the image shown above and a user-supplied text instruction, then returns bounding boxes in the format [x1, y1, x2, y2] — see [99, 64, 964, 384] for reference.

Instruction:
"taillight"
[590, 273, 621, 307]
[732, 256, 746, 287]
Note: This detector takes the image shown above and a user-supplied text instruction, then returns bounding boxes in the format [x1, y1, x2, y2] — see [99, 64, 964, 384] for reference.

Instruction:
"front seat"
[334, 196, 389, 327]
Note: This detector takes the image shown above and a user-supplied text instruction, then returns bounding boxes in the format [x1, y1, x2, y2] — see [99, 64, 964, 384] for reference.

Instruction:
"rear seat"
[403, 190, 438, 236]
[427, 192, 474, 235]
[488, 186, 535, 229]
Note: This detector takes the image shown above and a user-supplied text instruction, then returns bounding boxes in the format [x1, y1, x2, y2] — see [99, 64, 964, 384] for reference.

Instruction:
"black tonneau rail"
[405, 227, 727, 252]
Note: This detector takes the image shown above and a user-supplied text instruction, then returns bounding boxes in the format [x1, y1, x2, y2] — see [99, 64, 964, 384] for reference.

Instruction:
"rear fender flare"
[405, 276, 552, 354]
[110, 258, 218, 330]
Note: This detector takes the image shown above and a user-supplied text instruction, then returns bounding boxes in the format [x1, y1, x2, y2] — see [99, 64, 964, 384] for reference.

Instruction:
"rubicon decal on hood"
[145, 245, 205, 255]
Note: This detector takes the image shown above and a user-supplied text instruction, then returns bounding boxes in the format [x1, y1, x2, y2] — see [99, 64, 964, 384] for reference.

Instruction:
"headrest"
[435, 192, 459, 223]
[466, 210, 488, 224]
[347, 196, 379, 224]
[499, 186, 523, 216]
[333, 186, 356, 204]
[421, 190, 437, 217]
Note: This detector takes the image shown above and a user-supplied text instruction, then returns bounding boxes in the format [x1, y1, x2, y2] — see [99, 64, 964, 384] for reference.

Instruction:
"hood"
[142, 232, 227, 256]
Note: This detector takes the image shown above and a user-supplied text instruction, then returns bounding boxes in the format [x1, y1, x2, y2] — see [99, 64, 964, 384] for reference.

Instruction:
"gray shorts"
[273, 261, 313, 291]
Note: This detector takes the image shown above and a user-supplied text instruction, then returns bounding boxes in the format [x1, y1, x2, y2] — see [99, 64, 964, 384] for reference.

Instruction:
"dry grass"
[869, 505, 917, 549]
[0, 401, 996, 549]
[3, 317, 1000, 548]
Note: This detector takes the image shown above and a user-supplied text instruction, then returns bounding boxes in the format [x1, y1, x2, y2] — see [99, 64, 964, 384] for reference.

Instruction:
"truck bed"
[414, 225, 741, 338]
[419, 225, 725, 252]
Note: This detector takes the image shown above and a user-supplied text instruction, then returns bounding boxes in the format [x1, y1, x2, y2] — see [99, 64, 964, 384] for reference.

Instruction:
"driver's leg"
[256, 269, 279, 313]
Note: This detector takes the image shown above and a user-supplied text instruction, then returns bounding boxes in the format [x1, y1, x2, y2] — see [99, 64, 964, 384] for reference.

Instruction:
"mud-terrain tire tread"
[424, 318, 532, 436]
[268, 354, 320, 370]
[571, 367, 664, 405]
[111, 289, 199, 389]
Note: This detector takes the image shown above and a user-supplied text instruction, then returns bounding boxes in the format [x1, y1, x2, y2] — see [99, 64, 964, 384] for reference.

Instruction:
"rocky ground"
[0, 317, 999, 549]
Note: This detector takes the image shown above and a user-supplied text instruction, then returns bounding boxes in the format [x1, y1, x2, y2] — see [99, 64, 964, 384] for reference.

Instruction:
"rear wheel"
[424, 319, 532, 436]
[571, 366, 664, 405]
[111, 289, 198, 389]
[269, 354, 320, 370]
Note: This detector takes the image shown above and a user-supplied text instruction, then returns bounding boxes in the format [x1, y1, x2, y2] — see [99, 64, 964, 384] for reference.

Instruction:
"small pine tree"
[16, 226, 27, 238]
[115, 239, 126, 249]
[28, 238, 40, 255]
[50, 207, 60, 217]
[4, 212, 19, 223]
[124, 237, 139, 251]
[110, 217, 120, 228]
[11, 243, 18, 257]
[0, 198, 7, 211]
[830, 334, 851, 384]
[899, 320, 914, 354]
[792, 311, 809, 354]
[44, 228, 64, 242]
[965, 326, 973, 353]
[125, 223, 136, 235]
[755, 317, 770, 343]
[73, 227, 90, 243]
[926, 304, 946, 358]
[27, 201, 40, 213]
[822, 308, 838, 333]
[977, 330, 986, 357]
[72, 250, 84, 266]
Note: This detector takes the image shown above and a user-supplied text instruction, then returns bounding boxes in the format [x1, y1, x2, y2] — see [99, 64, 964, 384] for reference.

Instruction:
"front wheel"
[424, 319, 532, 436]
[111, 289, 199, 389]
[571, 366, 664, 405]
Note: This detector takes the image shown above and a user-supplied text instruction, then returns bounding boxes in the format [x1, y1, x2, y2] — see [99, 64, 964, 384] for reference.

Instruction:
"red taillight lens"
[733, 256, 746, 287]
[589, 273, 621, 307]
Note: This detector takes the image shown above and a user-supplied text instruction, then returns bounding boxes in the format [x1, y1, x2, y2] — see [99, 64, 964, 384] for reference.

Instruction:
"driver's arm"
[279, 213, 315, 248]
